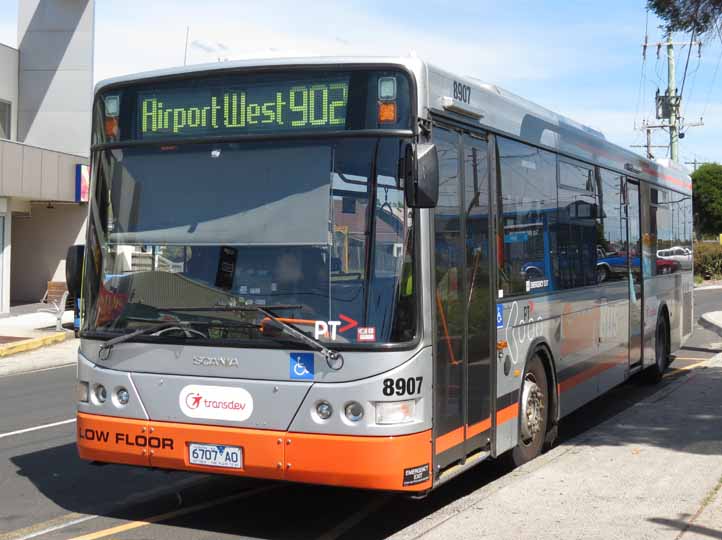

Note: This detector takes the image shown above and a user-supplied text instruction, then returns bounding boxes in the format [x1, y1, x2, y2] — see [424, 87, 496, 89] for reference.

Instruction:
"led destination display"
[138, 79, 350, 138]
[94, 69, 412, 143]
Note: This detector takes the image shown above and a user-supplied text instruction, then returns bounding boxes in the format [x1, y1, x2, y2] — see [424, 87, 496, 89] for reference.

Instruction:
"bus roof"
[96, 55, 691, 195]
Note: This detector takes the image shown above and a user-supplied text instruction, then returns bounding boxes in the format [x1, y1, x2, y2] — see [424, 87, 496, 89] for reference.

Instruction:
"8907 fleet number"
[382, 377, 423, 396]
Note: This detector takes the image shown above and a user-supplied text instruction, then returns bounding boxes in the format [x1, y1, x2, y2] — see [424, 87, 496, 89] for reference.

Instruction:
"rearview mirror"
[66, 245, 85, 298]
[405, 143, 439, 208]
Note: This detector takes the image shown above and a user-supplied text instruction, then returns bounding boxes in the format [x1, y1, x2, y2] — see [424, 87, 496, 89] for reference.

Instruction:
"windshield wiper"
[98, 321, 189, 360]
[159, 304, 345, 370]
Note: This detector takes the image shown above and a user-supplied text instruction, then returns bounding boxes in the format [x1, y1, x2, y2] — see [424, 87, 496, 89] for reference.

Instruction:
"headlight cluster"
[312, 399, 418, 425]
[79, 381, 130, 408]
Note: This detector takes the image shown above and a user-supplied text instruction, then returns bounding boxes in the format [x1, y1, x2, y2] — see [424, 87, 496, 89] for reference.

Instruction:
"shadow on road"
[649, 516, 722, 539]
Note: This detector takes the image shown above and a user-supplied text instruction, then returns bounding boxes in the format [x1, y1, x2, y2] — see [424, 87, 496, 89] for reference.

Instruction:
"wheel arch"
[524, 337, 559, 428]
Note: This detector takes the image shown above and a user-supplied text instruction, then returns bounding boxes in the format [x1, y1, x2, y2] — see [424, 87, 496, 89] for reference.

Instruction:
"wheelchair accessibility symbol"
[496, 304, 504, 329]
[290, 352, 314, 380]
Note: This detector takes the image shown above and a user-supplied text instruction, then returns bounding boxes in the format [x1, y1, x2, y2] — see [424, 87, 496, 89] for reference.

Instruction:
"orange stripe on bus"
[467, 418, 492, 438]
[496, 403, 518, 426]
[435, 426, 465, 455]
[434, 412, 508, 455]
[557, 361, 617, 394]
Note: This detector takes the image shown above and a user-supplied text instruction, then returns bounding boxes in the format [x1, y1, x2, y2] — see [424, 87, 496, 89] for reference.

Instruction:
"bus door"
[432, 125, 492, 469]
[626, 180, 643, 366]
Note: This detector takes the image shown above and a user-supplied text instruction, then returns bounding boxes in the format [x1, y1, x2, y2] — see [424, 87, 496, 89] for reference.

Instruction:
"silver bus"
[68, 56, 694, 494]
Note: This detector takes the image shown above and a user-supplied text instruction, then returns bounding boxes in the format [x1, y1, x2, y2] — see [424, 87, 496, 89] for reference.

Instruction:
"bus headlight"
[375, 400, 416, 425]
[116, 387, 130, 406]
[94, 384, 107, 404]
[344, 401, 364, 422]
[76, 381, 89, 403]
[315, 401, 333, 420]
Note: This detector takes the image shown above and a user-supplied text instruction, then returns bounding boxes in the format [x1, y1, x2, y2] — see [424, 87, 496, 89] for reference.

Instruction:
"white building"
[0, 0, 93, 312]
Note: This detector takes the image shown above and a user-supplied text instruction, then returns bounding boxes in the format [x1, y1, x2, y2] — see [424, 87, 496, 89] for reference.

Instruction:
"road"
[1, 288, 720, 540]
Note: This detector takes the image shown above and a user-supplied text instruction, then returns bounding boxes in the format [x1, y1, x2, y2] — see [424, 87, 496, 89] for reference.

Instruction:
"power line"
[634, 8, 650, 128]
[678, 30, 696, 100]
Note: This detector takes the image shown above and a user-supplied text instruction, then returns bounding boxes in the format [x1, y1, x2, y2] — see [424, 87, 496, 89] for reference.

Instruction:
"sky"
[0, 0, 720, 169]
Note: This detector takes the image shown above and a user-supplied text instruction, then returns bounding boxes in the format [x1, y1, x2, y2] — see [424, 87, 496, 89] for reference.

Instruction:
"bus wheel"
[511, 354, 549, 466]
[643, 315, 669, 384]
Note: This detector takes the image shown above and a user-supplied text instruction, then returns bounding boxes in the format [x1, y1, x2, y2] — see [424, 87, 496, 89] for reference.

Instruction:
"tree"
[648, 0, 722, 33]
[692, 163, 722, 236]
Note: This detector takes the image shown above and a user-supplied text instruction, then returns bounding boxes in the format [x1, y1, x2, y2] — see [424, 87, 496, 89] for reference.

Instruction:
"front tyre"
[510, 354, 549, 467]
[643, 315, 670, 384]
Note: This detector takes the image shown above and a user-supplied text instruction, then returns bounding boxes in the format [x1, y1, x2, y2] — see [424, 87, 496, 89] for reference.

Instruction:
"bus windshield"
[82, 137, 416, 347]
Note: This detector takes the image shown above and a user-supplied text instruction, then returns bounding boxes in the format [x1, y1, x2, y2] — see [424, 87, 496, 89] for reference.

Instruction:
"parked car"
[657, 246, 692, 270]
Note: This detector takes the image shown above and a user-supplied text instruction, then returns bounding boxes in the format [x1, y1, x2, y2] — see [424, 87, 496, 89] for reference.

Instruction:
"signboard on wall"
[75, 164, 89, 203]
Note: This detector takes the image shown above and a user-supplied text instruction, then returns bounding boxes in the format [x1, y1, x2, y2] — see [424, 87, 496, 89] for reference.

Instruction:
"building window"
[0, 101, 10, 140]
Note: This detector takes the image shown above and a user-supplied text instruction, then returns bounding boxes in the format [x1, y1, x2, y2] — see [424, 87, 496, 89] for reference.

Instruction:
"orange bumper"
[76, 412, 432, 492]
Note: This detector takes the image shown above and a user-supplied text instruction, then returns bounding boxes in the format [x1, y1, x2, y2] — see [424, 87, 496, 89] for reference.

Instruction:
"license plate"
[189, 443, 242, 469]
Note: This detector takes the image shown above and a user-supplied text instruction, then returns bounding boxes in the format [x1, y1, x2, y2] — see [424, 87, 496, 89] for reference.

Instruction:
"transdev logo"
[179, 385, 253, 422]
[185, 392, 203, 410]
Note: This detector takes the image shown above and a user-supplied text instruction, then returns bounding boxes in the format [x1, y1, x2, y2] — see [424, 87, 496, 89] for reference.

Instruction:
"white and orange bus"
[68, 56, 694, 494]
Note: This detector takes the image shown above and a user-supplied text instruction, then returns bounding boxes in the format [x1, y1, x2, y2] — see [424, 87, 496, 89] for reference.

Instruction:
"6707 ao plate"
[189, 443, 242, 469]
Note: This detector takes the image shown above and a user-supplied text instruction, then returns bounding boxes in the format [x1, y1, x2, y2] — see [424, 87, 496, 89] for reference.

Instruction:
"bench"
[39, 281, 74, 331]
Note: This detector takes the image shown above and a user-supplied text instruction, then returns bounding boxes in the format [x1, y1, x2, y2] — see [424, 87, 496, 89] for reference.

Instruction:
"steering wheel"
[152, 326, 208, 339]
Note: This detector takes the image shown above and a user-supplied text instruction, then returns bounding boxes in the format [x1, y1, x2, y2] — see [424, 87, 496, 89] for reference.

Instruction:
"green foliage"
[692, 163, 722, 236]
[694, 242, 722, 278]
[648, 0, 722, 33]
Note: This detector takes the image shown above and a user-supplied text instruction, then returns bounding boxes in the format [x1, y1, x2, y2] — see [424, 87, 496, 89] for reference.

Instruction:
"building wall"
[17, 0, 94, 157]
[10, 202, 87, 303]
[0, 139, 85, 201]
[0, 43, 19, 141]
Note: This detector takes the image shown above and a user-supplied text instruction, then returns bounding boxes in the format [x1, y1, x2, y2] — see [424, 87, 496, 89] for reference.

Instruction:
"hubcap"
[520, 376, 544, 443]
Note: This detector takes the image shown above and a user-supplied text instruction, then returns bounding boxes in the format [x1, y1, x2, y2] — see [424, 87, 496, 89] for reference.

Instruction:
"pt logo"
[185, 392, 202, 409]
[290, 352, 314, 380]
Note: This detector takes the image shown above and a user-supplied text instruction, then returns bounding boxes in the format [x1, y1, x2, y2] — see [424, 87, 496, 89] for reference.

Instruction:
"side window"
[557, 160, 598, 289]
[597, 169, 627, 284]
[650, 188, 676, 275]
[0, 101, 10, 140]
[497, 137, 557, 297]
[560, 159, 594, 191]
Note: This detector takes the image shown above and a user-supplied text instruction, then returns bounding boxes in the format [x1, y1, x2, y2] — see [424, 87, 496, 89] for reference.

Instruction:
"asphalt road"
[1, 288, 720, 540]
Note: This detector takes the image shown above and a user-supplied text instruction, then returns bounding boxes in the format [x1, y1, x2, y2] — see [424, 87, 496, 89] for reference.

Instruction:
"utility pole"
[666, 31, 679, 162]
[635, 30, 703, 162]
[630, 124, 670, 159]
[684, 158, 706, 172]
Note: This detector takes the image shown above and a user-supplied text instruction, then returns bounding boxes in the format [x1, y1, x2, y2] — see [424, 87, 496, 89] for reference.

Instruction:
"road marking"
[0, 363, 75, 378]
[65, 484, 279, 540]
[0, 514, 96, 540]
[0, 418, 75, 440]
[667, 359, 709, 376]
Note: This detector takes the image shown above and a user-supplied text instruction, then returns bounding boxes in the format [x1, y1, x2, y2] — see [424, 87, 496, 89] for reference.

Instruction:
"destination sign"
[93, 69, 412, 144]
[137, 78, 349, 138]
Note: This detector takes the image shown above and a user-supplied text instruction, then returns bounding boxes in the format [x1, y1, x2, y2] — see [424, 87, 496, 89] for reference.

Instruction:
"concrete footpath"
[393, 355, 722, 540]
[0, 338, 77, 377]
[0, 307, 73, 366]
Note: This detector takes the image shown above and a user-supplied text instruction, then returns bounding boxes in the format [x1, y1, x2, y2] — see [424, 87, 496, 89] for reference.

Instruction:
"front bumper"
[77, 412, 433, 492]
